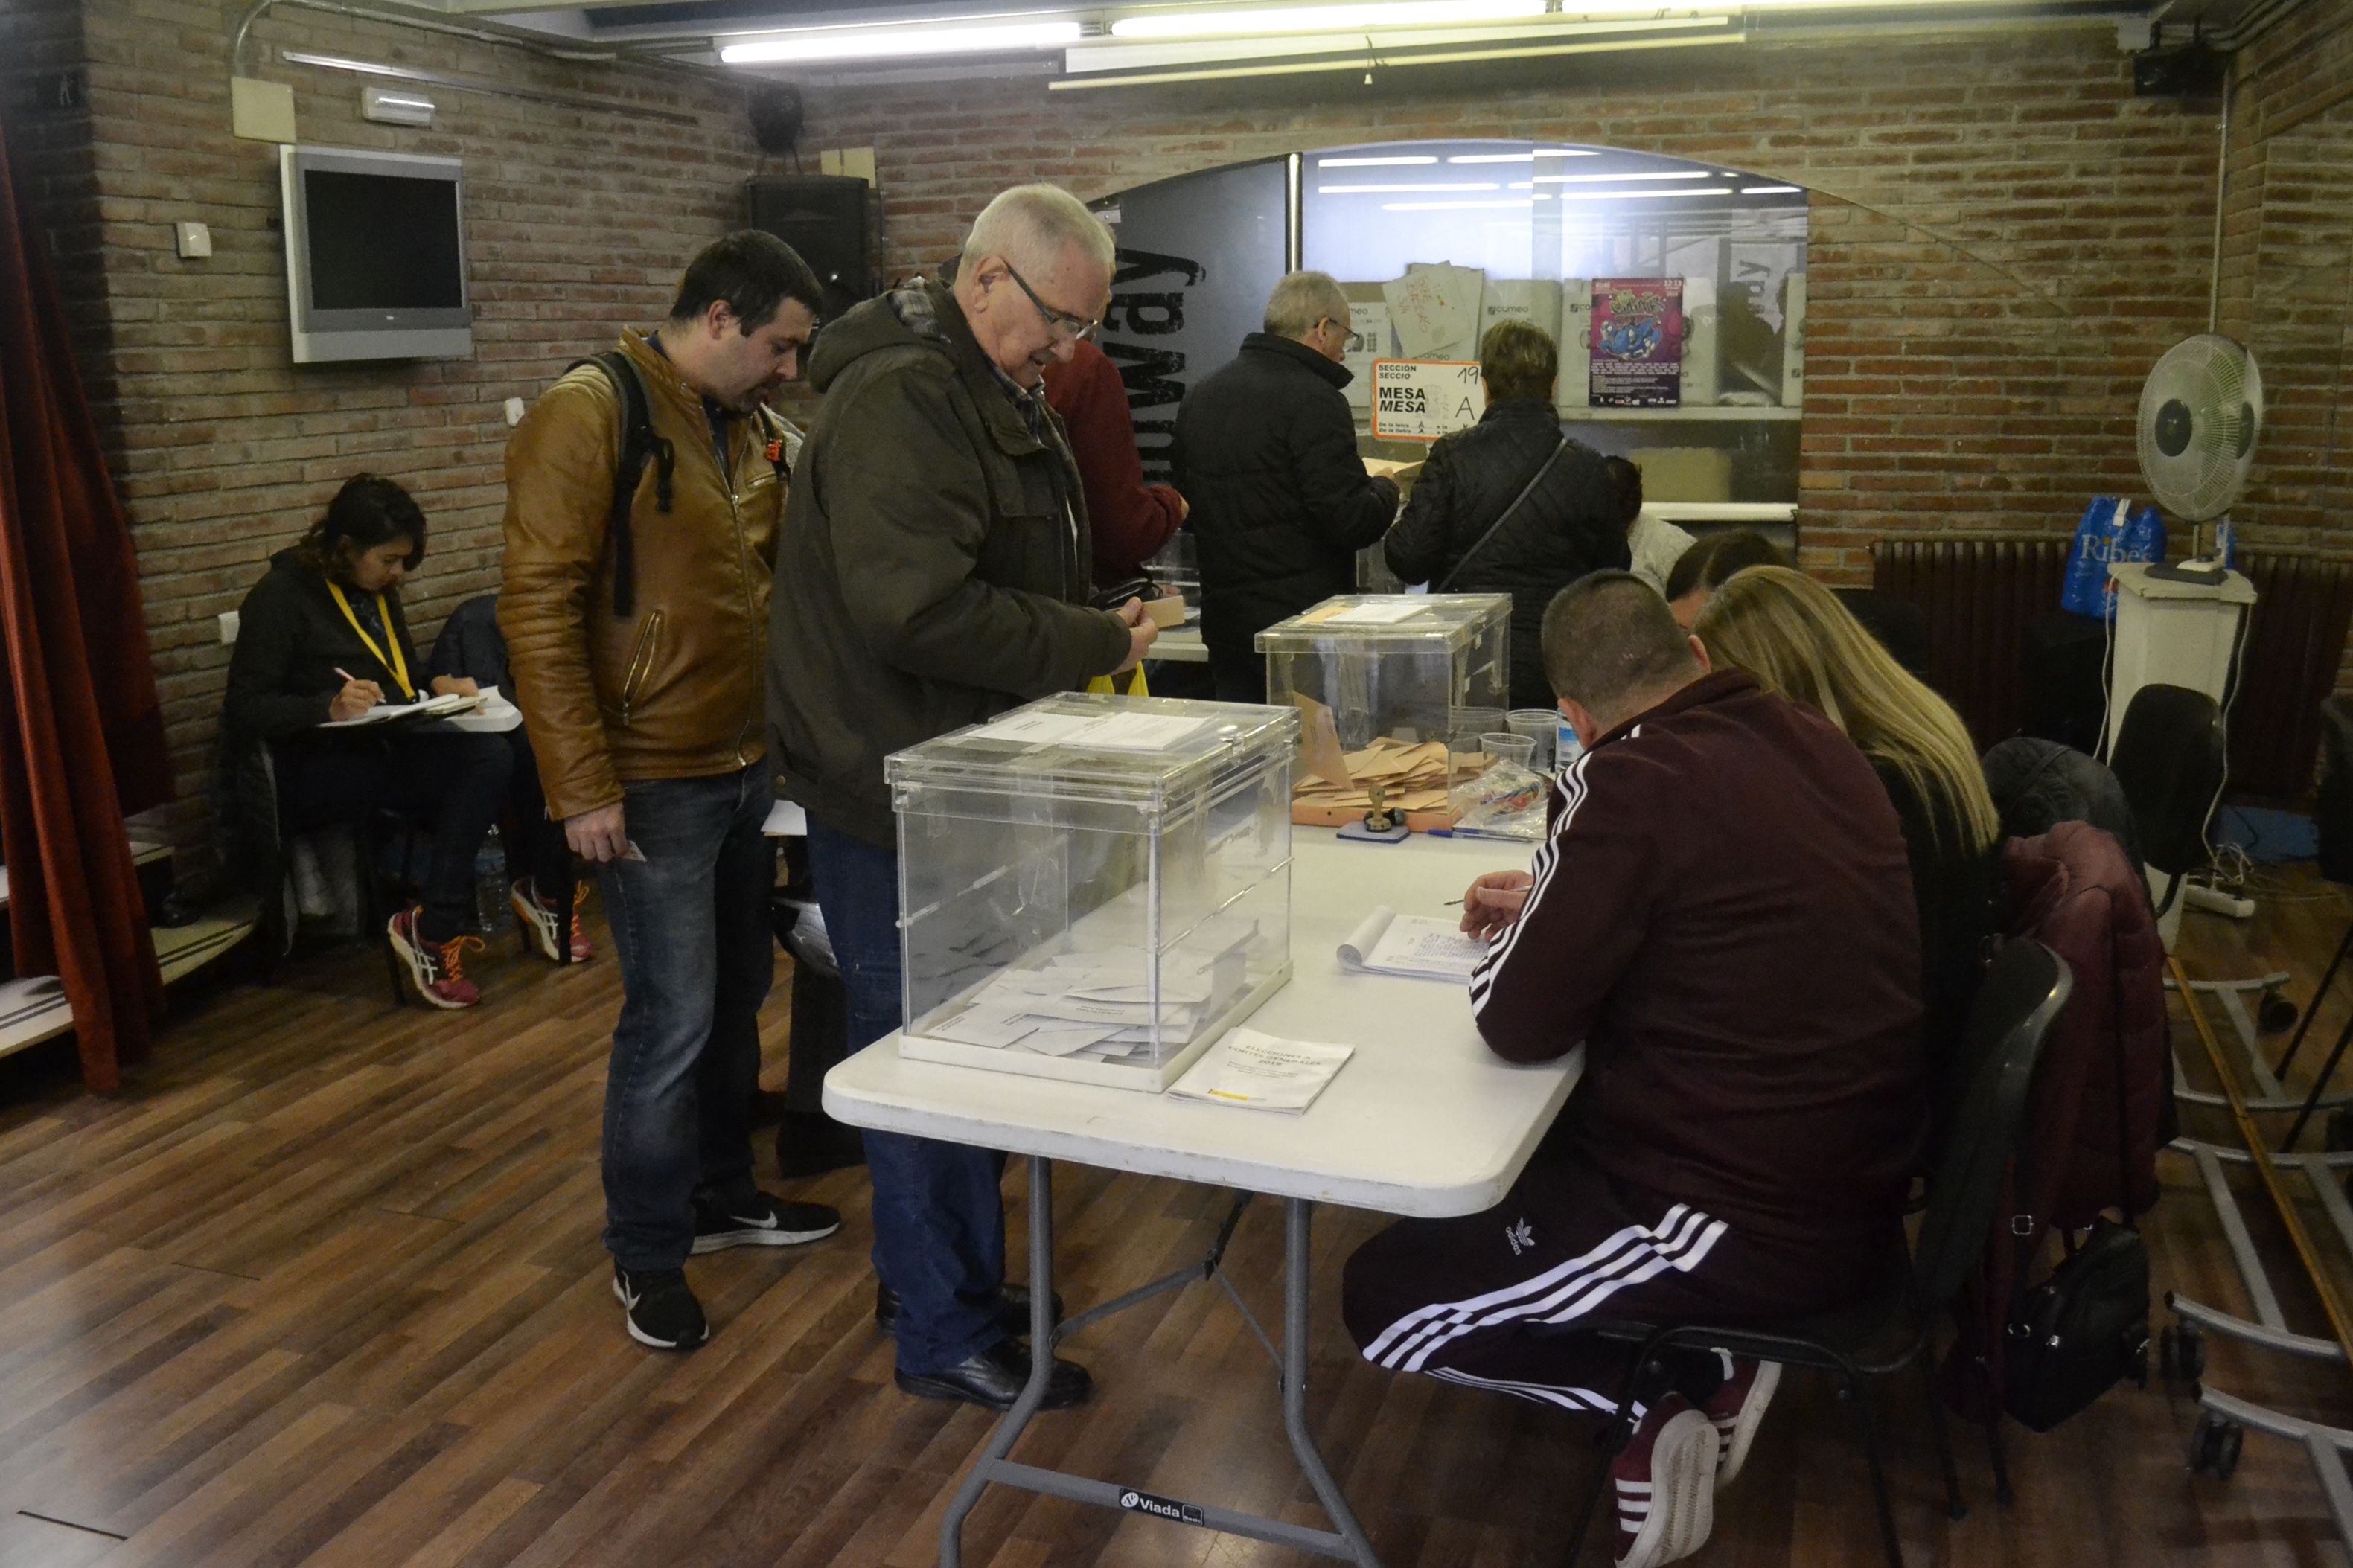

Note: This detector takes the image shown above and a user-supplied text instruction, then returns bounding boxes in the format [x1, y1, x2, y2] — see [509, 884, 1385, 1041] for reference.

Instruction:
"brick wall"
[2218, 0, 2353, 556]
[792, 23, 2224, 582]
[29, 8, 2349, 863]
[44, 0, 770, 858]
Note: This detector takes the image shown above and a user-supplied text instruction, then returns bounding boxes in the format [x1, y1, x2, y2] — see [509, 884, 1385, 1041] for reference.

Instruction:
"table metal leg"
[931, 1180, 1382, 1566]
[939, 1156, 1060, 1568]
[1283, 1197, 1382, 1567]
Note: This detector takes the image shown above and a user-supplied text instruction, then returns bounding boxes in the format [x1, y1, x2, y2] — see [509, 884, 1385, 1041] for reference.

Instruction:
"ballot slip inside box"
[885, 691, 1302, 1092]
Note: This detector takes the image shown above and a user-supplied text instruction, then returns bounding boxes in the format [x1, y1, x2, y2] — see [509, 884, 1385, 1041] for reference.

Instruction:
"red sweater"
[1470, 671, 1927, 1261]
[1042, 339, 1185, 587]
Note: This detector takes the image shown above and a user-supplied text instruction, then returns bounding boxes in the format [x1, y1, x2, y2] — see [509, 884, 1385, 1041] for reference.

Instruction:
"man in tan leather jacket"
[500, 232, 841, 1354]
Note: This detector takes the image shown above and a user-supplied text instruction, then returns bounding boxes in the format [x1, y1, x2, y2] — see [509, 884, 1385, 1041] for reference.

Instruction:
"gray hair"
[960, 184, 1115, 278]
[1264, 270, 1348, 340]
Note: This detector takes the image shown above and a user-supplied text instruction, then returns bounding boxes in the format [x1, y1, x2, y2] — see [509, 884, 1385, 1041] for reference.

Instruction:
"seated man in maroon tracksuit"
[1341, 572, 1927, 1568]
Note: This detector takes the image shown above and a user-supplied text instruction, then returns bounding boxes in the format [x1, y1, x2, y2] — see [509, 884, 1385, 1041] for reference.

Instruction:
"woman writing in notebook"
[223, 474, 512, 1008]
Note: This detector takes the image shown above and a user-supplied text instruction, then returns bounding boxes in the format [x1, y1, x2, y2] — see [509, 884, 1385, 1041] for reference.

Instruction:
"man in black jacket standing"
[770, 183, 1155, 1413]
[1173, 269, 1399, 702]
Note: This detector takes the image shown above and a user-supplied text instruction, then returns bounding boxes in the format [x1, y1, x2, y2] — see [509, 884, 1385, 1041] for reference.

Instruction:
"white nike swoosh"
[728, 1212, 779, 1229]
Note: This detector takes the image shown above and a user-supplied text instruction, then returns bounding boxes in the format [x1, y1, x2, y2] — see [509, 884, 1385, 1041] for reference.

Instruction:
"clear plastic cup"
[1481, 732, 1537, 771]
[1507, 708, 1558, 772]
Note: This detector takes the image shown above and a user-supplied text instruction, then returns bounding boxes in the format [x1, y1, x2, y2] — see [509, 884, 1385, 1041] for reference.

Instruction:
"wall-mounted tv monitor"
[279, 144, 473, 364]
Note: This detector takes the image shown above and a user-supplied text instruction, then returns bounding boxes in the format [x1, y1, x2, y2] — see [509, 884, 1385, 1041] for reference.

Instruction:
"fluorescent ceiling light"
[1536, 149, 1597, 157]
[721, 16, 1080, 63]
[1534, 168, 1714, 184]
[1317, 154, 1437, 166]
[1050, 25, 1739, 87]
[1743, 184, 1802, 193]
[1449, 149, 1606, 163]
[1318, 180, 1500, 193]
[1382, 199, 1536, 210]
[1551, 185, 1733, 199]
[1111, 0, 1542, 38]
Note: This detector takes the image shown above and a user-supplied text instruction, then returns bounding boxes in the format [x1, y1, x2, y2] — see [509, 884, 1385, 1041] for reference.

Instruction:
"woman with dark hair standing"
[224, 473, 513, 1008]
[1382, 320, 1628, 710]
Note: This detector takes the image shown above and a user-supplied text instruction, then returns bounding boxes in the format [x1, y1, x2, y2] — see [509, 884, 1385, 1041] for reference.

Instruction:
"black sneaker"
[691, 1191, 842, 1254]
[613, 1266, 709, 1351]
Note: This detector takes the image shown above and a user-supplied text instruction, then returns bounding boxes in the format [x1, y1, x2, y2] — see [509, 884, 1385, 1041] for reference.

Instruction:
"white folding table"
[824, 831, 1583, 1566]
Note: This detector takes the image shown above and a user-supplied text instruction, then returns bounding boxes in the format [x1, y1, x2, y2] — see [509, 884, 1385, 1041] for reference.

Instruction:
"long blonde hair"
[1695, 567, 1999, 853]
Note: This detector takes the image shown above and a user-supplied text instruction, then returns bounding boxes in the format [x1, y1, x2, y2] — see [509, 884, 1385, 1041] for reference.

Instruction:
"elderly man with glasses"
[767, 183, 1155, 1412]
[1172, 269, 1402, 702]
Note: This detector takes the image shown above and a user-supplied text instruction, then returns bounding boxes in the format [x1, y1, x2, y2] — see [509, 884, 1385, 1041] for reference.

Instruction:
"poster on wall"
[1370, 359, 1485, 441]
[1589, 278, 1684, 408]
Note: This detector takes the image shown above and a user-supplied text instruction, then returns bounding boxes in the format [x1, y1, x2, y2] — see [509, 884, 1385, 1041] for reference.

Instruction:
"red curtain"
[0, 119, 173, 1090]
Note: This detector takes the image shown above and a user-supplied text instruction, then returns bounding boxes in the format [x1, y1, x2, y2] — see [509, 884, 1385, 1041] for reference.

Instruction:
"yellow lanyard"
[326, 581, 414, 700]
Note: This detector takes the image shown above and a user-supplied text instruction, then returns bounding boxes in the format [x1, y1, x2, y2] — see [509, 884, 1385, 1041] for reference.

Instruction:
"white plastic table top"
[823, 831, 1581, 1220]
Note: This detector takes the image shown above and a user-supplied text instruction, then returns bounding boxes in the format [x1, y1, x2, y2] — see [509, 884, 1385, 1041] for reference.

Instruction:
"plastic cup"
[1507, 708, 1558, 772]
[1481, 732, 1537, 771]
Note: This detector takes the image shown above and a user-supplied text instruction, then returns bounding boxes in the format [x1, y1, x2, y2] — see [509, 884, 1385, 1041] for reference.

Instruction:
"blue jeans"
[598, 765, 774, 1273]
[806, 819, 1009, 1375]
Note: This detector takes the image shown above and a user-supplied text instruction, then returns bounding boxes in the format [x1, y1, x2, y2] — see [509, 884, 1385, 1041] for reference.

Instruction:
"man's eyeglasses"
[1002, 260, 1101, 345]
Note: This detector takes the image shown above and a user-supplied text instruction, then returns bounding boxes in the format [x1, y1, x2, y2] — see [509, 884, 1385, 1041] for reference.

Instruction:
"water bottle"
[473, 826, 507, 934]
[1556, 714, 1584, 777]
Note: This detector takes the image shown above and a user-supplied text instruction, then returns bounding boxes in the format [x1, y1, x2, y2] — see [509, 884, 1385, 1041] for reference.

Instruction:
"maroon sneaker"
[1699, 1356, 1780, 1488]
[1612, 1392, 1717, 1568]
[511, 877, 593, 963]
[387, 906, 485, 1008]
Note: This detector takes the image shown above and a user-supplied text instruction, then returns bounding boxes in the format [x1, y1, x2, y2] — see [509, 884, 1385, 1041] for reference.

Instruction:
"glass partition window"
[1302, 139, 1807, 509]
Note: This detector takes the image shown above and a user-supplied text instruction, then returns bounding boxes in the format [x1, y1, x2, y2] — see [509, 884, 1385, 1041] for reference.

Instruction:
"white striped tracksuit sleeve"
[1467, 740, 1658, 1065]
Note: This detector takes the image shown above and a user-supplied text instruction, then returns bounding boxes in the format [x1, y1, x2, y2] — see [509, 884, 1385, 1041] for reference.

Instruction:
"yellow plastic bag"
[1086, 667, 1149, 698]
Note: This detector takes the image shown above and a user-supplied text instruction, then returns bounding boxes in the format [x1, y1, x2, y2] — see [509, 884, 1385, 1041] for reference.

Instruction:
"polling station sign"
[1370, 359, 1484, 441]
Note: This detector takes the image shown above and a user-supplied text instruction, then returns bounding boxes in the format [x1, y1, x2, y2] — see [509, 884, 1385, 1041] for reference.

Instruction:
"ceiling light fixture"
[1381, 198, 1538, 210]
[1533, 168, 1714, 184]
[1550, 185, 1734, 199]
[1318, 180, 1501, 193]
[1742, 183, 1802, 193]
[721, 15, 1082, 64]
[1316, 154, 1439, 166]
[1111, 0, 1541, 39]
[1048, 26, 1739, 88]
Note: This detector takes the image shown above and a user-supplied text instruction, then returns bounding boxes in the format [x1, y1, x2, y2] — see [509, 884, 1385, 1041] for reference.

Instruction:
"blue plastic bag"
[2060, 497, 2166, 619]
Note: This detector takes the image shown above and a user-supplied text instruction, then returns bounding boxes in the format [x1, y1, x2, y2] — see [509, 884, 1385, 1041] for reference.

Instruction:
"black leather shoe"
[874, 1281, 1062, 1337]
[894, 1340, 1092, 1411]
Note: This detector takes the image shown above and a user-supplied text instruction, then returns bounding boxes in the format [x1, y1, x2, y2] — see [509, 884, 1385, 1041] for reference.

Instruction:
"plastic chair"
[2105, 682, 2226, 923]
[1551, 939, 2072, 1568]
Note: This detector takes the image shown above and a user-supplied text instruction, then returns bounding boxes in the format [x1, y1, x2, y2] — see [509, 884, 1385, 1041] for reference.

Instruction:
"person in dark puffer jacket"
[1172, 269, 1399, 701]
[1382, 320, 1629, 710]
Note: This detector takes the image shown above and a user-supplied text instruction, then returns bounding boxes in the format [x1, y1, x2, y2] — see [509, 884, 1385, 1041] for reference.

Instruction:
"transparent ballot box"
[886, 694, 1299, 1091]
[1256, 593, 1511, 831]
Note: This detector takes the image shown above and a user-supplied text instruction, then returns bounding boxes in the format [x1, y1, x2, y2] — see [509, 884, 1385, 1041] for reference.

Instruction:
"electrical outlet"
[218, 609, 240, 645]
[174, 221, 211, 259]
[503, 397, 526, 427]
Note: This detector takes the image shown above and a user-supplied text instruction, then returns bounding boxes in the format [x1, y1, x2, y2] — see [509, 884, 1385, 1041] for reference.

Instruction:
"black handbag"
[2001, 1217, 2151, 1431]
[1998, 983, 2152, 1433]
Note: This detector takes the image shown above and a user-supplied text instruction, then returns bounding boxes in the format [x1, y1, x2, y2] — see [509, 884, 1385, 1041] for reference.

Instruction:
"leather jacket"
[499, 329, 798, 819]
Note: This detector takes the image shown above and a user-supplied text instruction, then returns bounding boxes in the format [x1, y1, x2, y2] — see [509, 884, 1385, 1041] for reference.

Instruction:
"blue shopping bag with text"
[2060, 497, 2165, 620]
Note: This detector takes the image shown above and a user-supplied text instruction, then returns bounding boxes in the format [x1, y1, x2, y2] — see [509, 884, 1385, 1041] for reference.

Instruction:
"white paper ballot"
[1064, 711, 1212, 752]
[1338, 906, 1487, 982]
[1170, 1028, 1354, 1113]
[968, 710, 1099, 747]
[1327, 601, 1428, 627]
[762, 799, 808, 836]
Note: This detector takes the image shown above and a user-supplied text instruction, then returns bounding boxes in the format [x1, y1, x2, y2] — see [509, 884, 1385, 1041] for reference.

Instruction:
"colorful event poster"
[1589, 278, 1685, 408]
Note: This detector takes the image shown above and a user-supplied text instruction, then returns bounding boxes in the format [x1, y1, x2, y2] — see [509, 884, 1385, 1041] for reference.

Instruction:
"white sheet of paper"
[968, 710, 1101, 747]
[1169, 1027, 1355, 1113]
[1065, 711, 1213, 752]
[1338, 906, 1487, 982]
[1327, 601, 1428, 627]
[762, 799, 808, 836]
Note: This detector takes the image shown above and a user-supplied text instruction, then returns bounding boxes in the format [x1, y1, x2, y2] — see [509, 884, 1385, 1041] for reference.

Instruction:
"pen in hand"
[1443, 897, 1464, 906]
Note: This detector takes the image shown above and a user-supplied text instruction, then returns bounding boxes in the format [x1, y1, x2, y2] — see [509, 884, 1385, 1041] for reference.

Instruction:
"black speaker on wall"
[745, 176, 873, 320]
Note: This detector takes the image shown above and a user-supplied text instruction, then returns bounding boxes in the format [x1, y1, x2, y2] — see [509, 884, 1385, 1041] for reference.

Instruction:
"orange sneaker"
[387, 906, 485, 1008]
[511, 877, 593, 963]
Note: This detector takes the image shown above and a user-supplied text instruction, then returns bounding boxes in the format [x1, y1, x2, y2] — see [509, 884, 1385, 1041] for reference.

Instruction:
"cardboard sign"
[1370, 359, 1484, 442]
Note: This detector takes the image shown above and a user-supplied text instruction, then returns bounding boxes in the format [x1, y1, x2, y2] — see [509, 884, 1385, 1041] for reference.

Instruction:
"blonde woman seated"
[1695, 567, 2001, 1078]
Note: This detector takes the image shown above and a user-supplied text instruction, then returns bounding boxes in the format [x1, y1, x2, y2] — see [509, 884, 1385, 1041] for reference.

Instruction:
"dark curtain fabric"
[0, 124, 171, 1089]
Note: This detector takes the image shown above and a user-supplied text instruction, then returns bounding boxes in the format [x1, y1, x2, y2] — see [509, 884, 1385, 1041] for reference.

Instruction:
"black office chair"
[2104, 682, 2226, 924]
[1553, 940, 2072, 1568]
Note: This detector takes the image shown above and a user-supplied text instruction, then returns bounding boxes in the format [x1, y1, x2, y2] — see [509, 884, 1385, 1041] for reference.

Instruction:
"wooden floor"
[4, 871, 2353, 1568]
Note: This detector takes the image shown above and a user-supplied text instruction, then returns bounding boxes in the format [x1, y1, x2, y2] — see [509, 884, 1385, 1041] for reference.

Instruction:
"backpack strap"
[568, 351, 674, 618]
[1436, 435, 1568, 594]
